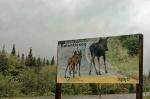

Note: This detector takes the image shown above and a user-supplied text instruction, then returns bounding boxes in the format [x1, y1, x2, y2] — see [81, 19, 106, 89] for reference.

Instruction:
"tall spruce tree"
[33, 57, 37, 66]
[17, 53, 20, 58]
[11, 44, 16, 56]
[21, 54, 25, 65]
[43, 57, 46, 65]
[28, 47, 33, 66]
[37, 57, 41, 66]
[0, 45, 8, 75]
[25, 56, 28, 66]
[148, 70, 150, 80]
[46, 59, 50, 65]
[50, 56, 55, 65]
[2, 45, 5, 54]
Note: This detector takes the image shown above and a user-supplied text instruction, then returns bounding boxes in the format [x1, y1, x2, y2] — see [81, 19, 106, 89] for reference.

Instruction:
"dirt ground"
[8, 94, 136, 99]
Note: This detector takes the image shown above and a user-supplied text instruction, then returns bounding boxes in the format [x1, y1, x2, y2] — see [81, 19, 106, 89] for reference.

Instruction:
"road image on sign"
[57, 34, 141, 83]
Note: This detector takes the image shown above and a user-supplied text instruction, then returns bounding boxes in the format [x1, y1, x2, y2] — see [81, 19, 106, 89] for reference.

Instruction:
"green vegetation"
[143, 71, 150, 98]
[61, 83, 136, 95]
[119, 35, 139, 56]
[106, 35, 139, 77]
[0, 35, 141, 97]
[144, 96, 150, 99]
[0, 44, 56, 98]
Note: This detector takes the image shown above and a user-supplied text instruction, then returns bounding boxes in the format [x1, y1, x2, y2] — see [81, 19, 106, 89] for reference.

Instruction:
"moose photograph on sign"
[57, 34, 141, 83]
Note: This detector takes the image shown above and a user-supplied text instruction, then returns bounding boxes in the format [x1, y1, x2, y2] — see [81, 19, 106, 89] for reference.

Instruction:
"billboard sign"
[57, 34, 142, 83]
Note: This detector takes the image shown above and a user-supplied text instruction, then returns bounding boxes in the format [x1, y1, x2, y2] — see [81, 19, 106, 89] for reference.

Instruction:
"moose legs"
[78, 62, 81, 76]
[97, 55, 108, 75]
[65, 64, 69, 77]
[89, 55, 107, 75]
[74, 62, 81, 76]
[75, 62, 80, 76]
[103, 54, 107, 73]
[97, 57, 101, 75]
[65, 64, 76, 78]
[89, 58, 92, 75]
[89, 55, 98, 75]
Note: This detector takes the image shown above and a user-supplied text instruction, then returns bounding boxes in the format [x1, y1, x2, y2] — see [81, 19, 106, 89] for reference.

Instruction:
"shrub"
[120, 35, 139, 56]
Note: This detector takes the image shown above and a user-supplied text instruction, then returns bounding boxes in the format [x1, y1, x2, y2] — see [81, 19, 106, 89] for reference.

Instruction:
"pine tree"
[46, 59, 50, 65]
[28, 47, 33, 66]
[50, 56, 55, 65]
[0, 45, 8, 75]
[43, 58, 46, 65]
[17, 53, 20, 58]
[2, 45, 5, 54]
[148, 70, 150, 80]
[11, 44, 16, 56]
[33, 57, 37, 66]
[37, 57, 41, 66]
[21, 54, 25, 65]
[25, 56, 28, 66]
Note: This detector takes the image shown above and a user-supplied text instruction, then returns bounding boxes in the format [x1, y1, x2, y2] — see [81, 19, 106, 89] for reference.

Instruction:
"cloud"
[0, 0, 150, 73]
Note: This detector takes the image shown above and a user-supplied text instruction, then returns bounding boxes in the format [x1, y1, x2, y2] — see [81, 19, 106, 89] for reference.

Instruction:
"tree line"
[0, 44, 56, 98]
[0, 44, 55, 75]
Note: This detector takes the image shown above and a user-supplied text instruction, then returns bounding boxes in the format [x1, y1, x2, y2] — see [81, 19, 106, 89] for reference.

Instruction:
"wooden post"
[136, 34, 143, 99]
[56, 42, 62, 99]
[55, 83, 62, 99]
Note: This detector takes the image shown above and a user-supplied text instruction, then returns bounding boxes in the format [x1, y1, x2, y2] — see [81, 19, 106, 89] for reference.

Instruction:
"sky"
[0, 0, 150, 74]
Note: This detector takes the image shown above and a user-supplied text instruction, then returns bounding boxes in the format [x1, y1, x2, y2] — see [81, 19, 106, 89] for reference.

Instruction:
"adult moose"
[89, 37, 108, 75]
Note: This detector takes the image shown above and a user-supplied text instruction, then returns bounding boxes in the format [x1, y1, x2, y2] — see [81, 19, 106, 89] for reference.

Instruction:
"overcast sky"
[0, 0, 150, 74]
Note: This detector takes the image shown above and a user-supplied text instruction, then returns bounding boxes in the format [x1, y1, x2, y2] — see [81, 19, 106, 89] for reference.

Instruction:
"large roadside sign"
[57, 34, 143, 83]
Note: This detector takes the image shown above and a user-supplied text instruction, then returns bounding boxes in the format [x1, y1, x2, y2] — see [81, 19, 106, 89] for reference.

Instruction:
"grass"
[144, 96, 150, 99]
[7, 96, 54, 99]
[106, 38, 139, 78]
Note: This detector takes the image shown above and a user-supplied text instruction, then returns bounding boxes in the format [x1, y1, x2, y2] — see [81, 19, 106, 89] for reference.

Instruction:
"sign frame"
[55, 34, 143, 99]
